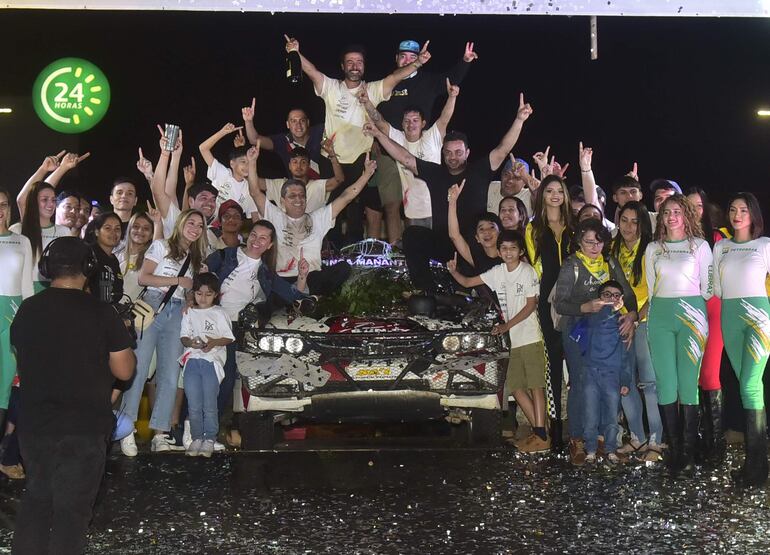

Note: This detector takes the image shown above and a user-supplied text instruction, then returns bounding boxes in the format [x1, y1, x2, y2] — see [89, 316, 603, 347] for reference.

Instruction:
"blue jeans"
[563, 326, 585, 439]
[620, 367, 647, 445]
[218, 338, 238, 416]
[183, 358, 220, 440]
[633, 323, 663, 444]
[120, 291, 183, 432]
[583, 365, 621, 454]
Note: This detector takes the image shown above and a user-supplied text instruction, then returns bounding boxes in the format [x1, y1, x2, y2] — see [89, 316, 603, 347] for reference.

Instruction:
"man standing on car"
[10, 237, 135, 555]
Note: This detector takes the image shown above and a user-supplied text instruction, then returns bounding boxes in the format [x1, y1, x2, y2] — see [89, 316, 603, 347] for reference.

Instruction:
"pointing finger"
[421, 40, 430, 52]
[77, 152, 91, 162]
[251, 97, 255, 110]
[138, 147, 144, 160]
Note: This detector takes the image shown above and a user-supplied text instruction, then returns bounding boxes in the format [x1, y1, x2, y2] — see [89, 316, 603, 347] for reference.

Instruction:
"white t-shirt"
[264, 202, 334, 277]
[161, 202, 218, 256]
[486, 182, 533, 217]
[265, 178, 329, 214]
[645, 238, 713, 299]
[220, 249, 265, 321]
[0, 232, 34, 299]
[207, 159, 258, 217]
[144, 239, 195, 300]
[9, 222, 72, 283]
[179, 305, 235, 383]
[713, 237, 770, 299]
[388, 125, 442, 220]
[480, 261, 541, 349]
[316, 76, 389, 164]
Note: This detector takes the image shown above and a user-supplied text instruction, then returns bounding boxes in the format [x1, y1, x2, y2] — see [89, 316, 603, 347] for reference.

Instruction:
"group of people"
[1, 31, 770, 555]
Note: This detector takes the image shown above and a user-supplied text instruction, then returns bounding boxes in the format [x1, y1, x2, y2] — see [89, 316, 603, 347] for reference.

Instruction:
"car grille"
[306, 333, 436, 358]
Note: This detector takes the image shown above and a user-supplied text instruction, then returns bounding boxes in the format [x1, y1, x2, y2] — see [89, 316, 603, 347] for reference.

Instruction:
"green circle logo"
[32, 57, 110, 134]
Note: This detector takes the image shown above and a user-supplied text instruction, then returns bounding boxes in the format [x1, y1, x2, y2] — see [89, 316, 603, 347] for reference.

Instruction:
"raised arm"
[447, 181, 474, 266]
[46, 151, 90, 188]
[358, 84, 391, 135]
[578, 141, 599, 207]
[284, 35, 326, 93]
[321, 137, 345, 192]
[246, 143, 267, 215]
[446, 253, 484, 289]
[242, 97, 275, 151]
[489, 93, 533, 172]
[199, 123, 242, 167]
[441, 42, 476, 87]
[150, 135, 174, 218]
[166, 128, 183, 203]
[382, 41, 431, 97]
[181, 157, 196, 211]
[330, 153, 377, 219]
[435, 79, 460, 136]
[17, 152, 64, 217]
[363, 123, 417, 174]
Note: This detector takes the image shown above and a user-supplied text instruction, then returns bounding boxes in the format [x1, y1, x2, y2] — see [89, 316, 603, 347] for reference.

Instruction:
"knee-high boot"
[702, 389, 726, 465]
[659, 403, 681, 476]
[736, 409, 769, 487]
[680, 404, 699, 473]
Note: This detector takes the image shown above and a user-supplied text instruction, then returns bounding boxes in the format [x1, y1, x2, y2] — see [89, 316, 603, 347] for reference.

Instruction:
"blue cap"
[502, 157, 530, 175]
[649, 178, 682, 195]
[398, 40, 420, 54]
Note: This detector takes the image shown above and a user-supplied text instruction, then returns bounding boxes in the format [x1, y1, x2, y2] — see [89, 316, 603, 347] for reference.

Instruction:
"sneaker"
[200, 439, 215, 458]
[120, 432, 138, 457]
[518, 434, 551, 454]
[167, 427, 186, 451]
[186, 439, 202, 457]
[213, 441, 226, 452]
[0, 463, 25, 480]
[151, 433, 171, 453]
[607, 451, 629, 465]
[569, 439, 587, 466]
[585, 453, 597, 464]
[183, 420, 192, 449]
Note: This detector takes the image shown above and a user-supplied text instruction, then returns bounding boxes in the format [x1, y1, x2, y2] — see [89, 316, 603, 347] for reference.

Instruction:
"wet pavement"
[2, 443, 770, 554]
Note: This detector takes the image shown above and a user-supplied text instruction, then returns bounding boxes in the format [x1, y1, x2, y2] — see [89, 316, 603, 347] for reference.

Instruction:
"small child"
[180, 273, 235, 458]
[448, 229, 549, 453]
[574, 280, 632, 464]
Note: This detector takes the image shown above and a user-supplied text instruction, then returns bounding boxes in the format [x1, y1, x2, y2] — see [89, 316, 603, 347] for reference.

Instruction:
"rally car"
[234, 240, 509, 450]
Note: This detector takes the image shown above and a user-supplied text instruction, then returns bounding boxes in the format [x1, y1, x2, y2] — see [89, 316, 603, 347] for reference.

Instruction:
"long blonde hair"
[123, 212, 154, 273]
[654, 194, 703, 248]
[168, 209, 208, 273]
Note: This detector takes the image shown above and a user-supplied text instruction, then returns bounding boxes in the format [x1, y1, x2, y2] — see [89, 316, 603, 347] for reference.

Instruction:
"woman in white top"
[117, 212, 159, 301]
[644, 194, 713, 476]
[119, 209, 208, 454]
[9, 182, 70, 292]
[713, 192, 770, 487]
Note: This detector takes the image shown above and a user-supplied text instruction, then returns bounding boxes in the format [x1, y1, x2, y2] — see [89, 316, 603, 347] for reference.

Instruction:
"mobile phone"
[164, 124, 180, 152]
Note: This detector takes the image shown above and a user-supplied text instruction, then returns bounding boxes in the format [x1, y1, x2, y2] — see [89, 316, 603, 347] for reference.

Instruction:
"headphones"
[38, 237, 98, 280]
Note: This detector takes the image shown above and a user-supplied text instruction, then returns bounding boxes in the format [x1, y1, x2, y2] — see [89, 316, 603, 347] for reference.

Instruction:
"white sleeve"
[263, 200, 282, 226]
[317, 74, 334, 98]
[180, 312, 194, 339]
[217, 309, 236, 341]
[698, 240, 714, 300]
[265, 179, 283, 206]
[644, 244, 656, 298]
[524, 265, 540, 297]
[20, 235, 34, 299]
[162, 203, 180, 239]
[241, 192, 259, 218]
[311, 204, 335, 234]
[712, 243, 723, 299]
[144, 240, 166, 264]
[479, 266, 500, 292]
[206, 160, 228, 190]
[388, 127, 407, 146]
[367, 79, 391, 105]
[763, 238, 770, 279]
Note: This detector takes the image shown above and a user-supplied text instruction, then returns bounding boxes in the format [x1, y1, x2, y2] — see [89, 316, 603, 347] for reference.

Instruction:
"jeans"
[632, 323, 663, 444]
[183, 358, 220, 440]
[583, 366, 621, 454]
[120, 290, 183, 432]
[13, 433, 108, 555]
[563, 325, 585, 439]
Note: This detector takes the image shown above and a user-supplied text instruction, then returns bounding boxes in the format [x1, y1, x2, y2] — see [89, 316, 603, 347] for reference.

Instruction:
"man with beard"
[283, 35, 431, 245]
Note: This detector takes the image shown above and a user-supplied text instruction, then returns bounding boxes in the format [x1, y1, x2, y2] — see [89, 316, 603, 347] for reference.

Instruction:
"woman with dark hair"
[83, 213, 124, 305]
[577, 203, 605, 226]
[524, 175, 574, 452]
[645, 194, 713, 477]
[686, 187, 728, 463]
[554, 218, 637, 464]
[9, 182, 70, 292]
[206, 219, 310, 446]
[714, 192, 770, 486]
[610, 201, 663, 460]
[498, 195, 528, 234]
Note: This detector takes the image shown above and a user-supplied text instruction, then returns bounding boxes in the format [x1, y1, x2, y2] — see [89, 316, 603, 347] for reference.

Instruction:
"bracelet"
[580, 169, 592, 173]
[413, 61, 423, 69]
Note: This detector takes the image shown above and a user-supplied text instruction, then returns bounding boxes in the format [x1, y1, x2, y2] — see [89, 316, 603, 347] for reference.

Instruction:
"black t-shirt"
[378, 62, 471, 129]
[88, 245, 124, 305]
[268, 124, 332, 179]
[415, 157, 493, 236]
[10, 288, 133, 438]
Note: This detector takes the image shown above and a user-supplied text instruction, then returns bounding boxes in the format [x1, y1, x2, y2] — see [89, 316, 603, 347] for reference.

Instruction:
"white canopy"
[3, 0, 769, 16]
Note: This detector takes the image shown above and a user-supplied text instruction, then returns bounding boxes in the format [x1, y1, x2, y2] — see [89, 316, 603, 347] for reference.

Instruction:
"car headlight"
[284, 337, 304, 354]
[258, 335, 283, 353]
[461, 334, 486, 351]
[441, 333, 490, 353]
[441, 335, 461, 352]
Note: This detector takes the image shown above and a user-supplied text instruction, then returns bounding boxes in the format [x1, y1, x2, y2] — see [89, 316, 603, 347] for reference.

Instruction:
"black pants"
[402, 225, 454, 293]
[13, 433, 108, 555]
[538, 298, 565, 422]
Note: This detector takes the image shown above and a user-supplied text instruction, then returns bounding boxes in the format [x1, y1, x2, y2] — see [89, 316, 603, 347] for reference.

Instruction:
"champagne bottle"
[286, 50, 302, 84]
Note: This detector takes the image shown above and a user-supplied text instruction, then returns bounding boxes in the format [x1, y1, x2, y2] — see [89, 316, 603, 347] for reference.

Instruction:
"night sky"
[1, 10, 769, 218]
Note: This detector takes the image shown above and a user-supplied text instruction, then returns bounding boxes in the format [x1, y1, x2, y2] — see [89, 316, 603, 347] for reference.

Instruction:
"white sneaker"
[120, 432, 138, 457]
[200, 439, 215, 458]
[151, 433, 171, 453]
[186, 439, 202, 457]
[585, 452, 597, 463]
[183, 420, 192, 449]
[213, 441, 226, 452]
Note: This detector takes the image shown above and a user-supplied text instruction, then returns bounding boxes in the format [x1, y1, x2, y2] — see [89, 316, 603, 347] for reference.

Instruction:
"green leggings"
[0, 295, 22, 409]
[648, 296, 708, 405]
[722, 297, 770, 410]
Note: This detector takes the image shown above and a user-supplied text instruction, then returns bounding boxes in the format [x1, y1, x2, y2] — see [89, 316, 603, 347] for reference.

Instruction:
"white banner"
[3, 0, 770, 17]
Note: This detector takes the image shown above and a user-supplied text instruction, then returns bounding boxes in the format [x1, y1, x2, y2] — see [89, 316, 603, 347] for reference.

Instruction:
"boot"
[680, 404, 699, 474]
[659, 403, 682, 476]
[703, 389, 726, 465]
[550, 418, 564, 453]
[737, 409, 769, 488]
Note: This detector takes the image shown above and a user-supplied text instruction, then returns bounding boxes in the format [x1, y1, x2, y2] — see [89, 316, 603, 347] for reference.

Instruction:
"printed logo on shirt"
[392, 90, 409, 97]
[204, 319, 215, 332]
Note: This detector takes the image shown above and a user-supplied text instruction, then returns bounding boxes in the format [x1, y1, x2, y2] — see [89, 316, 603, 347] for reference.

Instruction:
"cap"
[502, 157, 530, 175]
[398, 40, 420, 54]
[649, 178, 682, 195]
[188, 179, 219, 200]
[218, 199, 245, 221]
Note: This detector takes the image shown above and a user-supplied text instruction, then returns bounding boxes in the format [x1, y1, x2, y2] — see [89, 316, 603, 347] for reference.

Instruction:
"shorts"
[506, 341, 547, 391]
[373, 150, 403, 206]
[360, 183, 382, 211]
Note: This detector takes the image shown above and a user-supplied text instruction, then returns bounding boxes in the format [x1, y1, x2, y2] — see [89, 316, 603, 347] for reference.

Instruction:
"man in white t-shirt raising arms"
[247, 142, 377, 295]
[359, 78, 460, 232]
[284, 35, 431, 246]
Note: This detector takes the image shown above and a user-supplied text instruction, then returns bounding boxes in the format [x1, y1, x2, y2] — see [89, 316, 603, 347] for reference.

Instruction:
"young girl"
[180, 273, 234, 457]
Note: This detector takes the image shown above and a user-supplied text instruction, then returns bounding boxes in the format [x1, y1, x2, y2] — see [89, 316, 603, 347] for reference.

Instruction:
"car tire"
[468, 408, 502, 446]
[240, 411, 280, 450]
